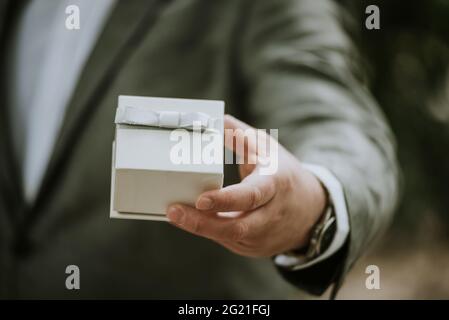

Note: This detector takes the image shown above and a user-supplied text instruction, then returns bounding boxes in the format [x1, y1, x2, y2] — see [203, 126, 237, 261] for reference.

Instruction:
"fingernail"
[196, 196, 214, 210]
[167, 206, 184, 225]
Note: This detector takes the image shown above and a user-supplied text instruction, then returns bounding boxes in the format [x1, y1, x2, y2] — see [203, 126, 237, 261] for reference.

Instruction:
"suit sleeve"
[238, 0, 400, 295]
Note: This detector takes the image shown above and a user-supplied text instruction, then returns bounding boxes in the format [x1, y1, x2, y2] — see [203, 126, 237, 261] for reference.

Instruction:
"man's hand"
[166, 115, 327, 257]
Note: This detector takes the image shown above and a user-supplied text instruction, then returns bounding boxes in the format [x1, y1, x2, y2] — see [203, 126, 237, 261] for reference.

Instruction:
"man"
[0, 0, 399, 298]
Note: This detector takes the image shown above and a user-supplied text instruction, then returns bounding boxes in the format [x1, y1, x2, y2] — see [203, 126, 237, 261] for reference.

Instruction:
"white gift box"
[110, 95, 224, 221]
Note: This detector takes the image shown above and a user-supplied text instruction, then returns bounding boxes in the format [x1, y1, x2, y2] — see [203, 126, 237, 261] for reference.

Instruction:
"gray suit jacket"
[0, 0, 399, 298]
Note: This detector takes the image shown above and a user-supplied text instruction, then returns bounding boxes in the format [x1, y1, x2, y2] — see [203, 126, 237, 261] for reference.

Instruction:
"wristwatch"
[284, 204, 337, 263]
[305, 206, 336, 260]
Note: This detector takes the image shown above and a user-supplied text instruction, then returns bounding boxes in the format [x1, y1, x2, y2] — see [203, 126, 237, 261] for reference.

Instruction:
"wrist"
[296, 165, 330, 248]
[274, 163, 349, 271]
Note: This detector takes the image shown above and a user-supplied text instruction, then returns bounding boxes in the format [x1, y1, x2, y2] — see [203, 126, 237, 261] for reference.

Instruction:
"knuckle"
[190, 216, 203, 234]
[276, 174, 292, 193]
[220, 192, 233, 210]
[271, 209, 284, 224]
[231, 221, 249, 242]
[266, 179, 277, 196]
[248, 186, 262, 209]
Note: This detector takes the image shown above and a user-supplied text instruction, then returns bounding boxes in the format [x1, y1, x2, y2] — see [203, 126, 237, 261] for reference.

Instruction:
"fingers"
[166, 116, 279, 253]
[166, 205, 250, 242]
[224, 114, 253, 131]
[166, 203, 272, 246]
[196, 174, 276, 212]
[224, 114, 271, 162]
[195, 116, 278, 212]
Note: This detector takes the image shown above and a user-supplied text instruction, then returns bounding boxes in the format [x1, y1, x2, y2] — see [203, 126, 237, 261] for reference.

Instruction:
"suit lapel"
[0, 0, 27, 225]
[30, 0, 173, 214]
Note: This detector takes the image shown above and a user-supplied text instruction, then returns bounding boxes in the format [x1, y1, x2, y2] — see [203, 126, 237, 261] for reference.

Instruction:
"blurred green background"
[334, 0, 449, 299]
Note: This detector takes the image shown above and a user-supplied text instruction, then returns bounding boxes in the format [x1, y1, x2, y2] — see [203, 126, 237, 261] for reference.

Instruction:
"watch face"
[306, 209, 336, 259]
[320, 217, 337, 253]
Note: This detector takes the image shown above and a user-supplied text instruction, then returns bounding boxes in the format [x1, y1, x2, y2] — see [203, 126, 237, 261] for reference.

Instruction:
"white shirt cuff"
[274, 163, 350, 271]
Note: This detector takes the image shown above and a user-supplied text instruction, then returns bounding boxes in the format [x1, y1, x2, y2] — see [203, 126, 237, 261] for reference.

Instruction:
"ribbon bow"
[115, 106, 217, 131]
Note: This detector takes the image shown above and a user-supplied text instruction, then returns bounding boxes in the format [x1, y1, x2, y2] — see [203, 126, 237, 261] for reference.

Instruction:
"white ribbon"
[115, 106, 217, 131]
